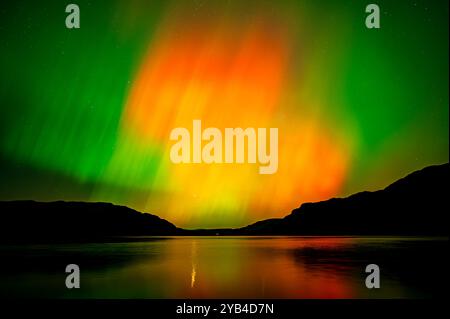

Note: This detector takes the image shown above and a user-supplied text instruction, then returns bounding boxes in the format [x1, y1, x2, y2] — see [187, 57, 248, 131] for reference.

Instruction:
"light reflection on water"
[0, 237, 446, 298]
[191, 240, 197, 288]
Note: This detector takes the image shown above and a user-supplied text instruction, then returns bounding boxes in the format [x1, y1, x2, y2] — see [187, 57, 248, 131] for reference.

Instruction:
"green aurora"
[0, 0, 448, 228]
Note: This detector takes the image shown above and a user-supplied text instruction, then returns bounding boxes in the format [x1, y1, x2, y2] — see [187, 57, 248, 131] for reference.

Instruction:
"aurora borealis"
[0, 0, 448, 228]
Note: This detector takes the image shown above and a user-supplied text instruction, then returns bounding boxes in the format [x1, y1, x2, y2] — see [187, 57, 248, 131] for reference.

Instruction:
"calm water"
[0, 237, 447, 298]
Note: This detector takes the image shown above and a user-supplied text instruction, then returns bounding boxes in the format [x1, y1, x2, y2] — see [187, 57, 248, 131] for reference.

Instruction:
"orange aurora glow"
[117, 13, 350, 227]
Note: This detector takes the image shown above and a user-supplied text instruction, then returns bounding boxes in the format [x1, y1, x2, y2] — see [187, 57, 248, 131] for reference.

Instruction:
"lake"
[0, 237, 446, 298]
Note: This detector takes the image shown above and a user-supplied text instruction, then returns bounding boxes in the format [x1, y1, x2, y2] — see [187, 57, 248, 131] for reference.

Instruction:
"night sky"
[0, 0, 448, 228]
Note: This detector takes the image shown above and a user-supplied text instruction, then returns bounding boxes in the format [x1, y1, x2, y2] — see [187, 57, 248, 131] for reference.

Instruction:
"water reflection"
[191, 240, 197, 288]
[0, 237, 446, 298]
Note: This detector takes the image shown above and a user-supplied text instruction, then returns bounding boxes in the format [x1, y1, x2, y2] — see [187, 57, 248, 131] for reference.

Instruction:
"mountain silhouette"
[0, 201, 181, 242]
[238, 163, 448, 235]
[0, 163, 448, 241]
